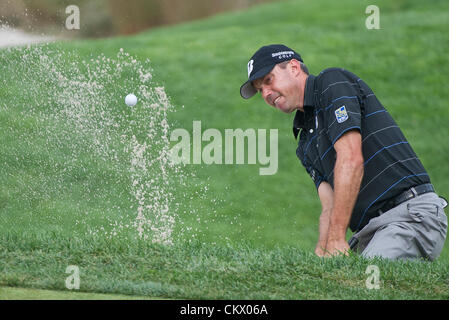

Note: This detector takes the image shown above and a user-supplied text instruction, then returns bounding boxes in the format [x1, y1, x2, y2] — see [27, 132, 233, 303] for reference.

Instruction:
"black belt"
[378, 183, 435, 214]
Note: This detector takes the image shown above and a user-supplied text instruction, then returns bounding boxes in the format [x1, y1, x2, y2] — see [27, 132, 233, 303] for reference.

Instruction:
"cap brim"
[239, 65, 275, 99]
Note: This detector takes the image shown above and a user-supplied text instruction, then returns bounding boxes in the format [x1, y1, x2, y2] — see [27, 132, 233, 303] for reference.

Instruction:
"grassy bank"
[1, 234, 448, 299]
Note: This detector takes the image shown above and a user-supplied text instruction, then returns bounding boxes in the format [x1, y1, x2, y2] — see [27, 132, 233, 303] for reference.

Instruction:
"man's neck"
[297, 74, 309, 112]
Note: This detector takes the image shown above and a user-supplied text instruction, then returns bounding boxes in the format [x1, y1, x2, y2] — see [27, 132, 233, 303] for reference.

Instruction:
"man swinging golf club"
[240, 44, 447, 260]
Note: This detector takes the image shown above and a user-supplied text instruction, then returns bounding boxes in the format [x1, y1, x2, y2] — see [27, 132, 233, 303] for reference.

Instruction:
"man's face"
[252, 61, 304, 113]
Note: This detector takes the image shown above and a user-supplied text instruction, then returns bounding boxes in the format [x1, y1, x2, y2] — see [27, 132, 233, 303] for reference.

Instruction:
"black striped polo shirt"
[294, 68, 430, 232]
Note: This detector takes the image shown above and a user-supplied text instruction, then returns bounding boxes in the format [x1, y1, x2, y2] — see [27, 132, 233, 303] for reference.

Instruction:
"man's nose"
[261, 87, 272, 104]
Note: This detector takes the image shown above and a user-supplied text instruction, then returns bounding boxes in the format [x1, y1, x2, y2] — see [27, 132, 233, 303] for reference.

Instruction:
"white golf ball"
[125, 93, 137, 106]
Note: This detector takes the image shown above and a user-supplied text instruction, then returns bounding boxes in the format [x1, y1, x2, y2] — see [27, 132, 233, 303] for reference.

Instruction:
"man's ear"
[289, 59, 302, 76]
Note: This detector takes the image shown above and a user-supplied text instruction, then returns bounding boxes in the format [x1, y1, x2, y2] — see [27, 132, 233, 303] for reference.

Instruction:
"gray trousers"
[352, 192, 448, 261]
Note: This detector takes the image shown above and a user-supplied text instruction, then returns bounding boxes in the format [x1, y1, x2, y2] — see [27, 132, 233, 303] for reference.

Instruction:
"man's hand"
[315, 244, 327, 257]
[323, 239, 350, 257]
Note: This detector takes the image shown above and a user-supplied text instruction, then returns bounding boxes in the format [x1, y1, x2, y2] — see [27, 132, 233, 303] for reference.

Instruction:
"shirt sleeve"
[296, 143, 325, 190]
[320, 69, 362, 145]
[306, 165, 325, 189]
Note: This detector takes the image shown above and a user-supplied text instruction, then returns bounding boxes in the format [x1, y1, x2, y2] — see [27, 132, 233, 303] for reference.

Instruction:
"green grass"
[1, 0, 449, 299]
[1, 234, 448, 299]
[0, 286, 163, 300]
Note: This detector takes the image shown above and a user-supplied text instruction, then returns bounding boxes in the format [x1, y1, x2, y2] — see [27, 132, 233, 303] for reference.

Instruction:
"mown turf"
[1, 0, 448, 299]
[0, 286, 162, 300]
[1, 234, 448, 299]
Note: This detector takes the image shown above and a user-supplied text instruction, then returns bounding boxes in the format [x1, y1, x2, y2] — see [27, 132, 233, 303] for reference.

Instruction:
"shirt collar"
[293, 74, 316, 139]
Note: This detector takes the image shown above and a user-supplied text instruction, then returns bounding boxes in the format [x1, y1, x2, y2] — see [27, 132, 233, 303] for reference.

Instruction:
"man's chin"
[274, 100, 296, 113]
[278, 105, 295, 114]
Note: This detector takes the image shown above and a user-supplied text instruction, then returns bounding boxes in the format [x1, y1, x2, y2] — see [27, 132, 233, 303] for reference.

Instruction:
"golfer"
[240, 44, 447, 260]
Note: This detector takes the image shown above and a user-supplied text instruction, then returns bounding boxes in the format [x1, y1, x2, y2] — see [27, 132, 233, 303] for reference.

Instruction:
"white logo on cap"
[272, 51, 294, 59]
[247, 59, 254, 78]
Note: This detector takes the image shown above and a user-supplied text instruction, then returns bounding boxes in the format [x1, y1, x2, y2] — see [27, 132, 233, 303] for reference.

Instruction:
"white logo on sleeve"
[335, 105, 349, 123]
[247, 59, 254, 78]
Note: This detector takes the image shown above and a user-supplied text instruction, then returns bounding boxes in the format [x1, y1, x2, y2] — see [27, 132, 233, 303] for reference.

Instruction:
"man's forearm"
[327, 155, 364, 241]
[319, 130, 364, 256]
[317, 209, 331, 249]
[316, 182, 334, 256]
